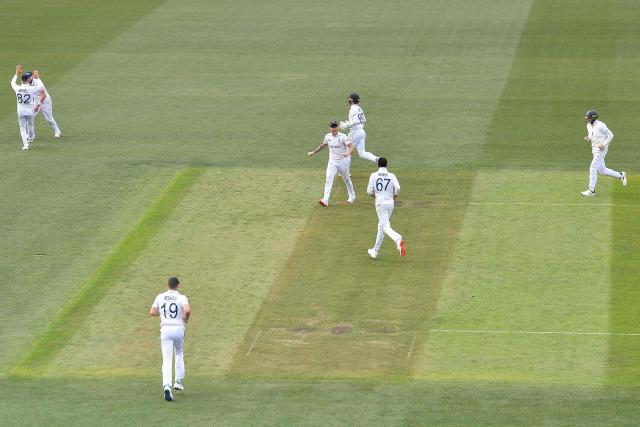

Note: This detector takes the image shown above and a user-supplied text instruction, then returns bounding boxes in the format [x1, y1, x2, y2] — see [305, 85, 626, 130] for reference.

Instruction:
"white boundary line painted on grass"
[245, 330, 262, 356]
[467, 202, 640, 207]
[431, 329, 640, 337]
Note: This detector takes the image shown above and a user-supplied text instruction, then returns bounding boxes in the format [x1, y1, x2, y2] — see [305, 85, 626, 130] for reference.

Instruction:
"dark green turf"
[1, 378, 639, 426]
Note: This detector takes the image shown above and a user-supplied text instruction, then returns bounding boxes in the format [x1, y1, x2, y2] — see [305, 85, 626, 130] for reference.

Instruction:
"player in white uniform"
[339, 93, 378, 163]
[308, 120, 356, 206]
[31, 69, 62, 139]
[150, 277, 191, 402]
[10, 66, 45, 150]
[366, 157, 405, 258]
[581, 110, 627, 196]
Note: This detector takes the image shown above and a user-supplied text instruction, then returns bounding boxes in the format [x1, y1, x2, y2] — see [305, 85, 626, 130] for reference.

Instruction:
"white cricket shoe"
[164, 385, 173, 401]
[367, 249, 378, 259]
[621, 171, 627, 186]
[173, 380, 184, 391]
[581, 189, 596, 197]
[22, 146, 29, 151]
[54, 131, 61, 138]
[347, 198, 356, 204]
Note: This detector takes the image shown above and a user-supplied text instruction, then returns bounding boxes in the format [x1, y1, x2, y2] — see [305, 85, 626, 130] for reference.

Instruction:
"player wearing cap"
[307, 120, 356, 206]
[367, 157, 405, 258]
[150, 276, 191, 402]
[581, 109, 627, 197]
[10, 65, 45, 150]
[31, 69, 62, 139]
[339, 93, 378, 163]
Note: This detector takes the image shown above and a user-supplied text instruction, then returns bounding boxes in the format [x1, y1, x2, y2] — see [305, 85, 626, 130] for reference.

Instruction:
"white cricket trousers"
[348, 128, 377, 162]
[33, 101, 61, 137]
[588, 146, 622, 191]
[323, 157, 355, 204]
[160, 326, 185, 387]
[17, 113, 35, 149]
[373, 203, 402, 252]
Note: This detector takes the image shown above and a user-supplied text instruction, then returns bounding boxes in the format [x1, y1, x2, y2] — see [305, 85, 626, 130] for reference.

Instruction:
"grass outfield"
[2, 0, 640, 425]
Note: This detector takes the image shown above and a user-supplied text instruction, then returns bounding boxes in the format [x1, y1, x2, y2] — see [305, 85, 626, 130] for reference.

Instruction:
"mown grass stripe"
[10, 167, 204, 378]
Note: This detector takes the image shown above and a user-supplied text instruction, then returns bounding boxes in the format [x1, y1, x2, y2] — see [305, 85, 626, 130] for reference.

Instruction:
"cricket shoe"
[347, 198, 356, 204]
[164, 385, 173, 401]
[581, 189, 596, 197]
[54, 131, 61, 138]
[173, 380, 184, 391]
[318, 200, 328, 207]
[397, 239, 406, 256]
[22, 146, 29, 151]
[367, 248, 378, 259]
[621, 171, 627, 186]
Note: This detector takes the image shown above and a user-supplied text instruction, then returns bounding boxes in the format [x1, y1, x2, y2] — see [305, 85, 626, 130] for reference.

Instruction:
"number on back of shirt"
[17, 94, 31, 104]
[376, 178, 391, 191]
[160, 302, 178, 318]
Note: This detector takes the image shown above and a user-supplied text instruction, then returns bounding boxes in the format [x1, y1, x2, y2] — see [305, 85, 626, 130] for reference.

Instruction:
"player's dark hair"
[168, 276, 180, 288]
[377, 157, 387, 167]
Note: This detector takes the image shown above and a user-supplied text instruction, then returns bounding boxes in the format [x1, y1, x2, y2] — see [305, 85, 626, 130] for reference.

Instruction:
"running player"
[366, 157, 405, 258]
[581, 110, 627, 196]
[339, 93, 378, 163]
[150, 277, 191, 401]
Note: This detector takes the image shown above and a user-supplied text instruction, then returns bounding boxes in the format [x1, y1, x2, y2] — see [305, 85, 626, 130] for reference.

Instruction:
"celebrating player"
[31, 69, 62, 139]
[339, 93, 378, 163]
[11, 65, 45, 150]
[366, 157, 405, 258]
[580, 110, 627, 196]
[308, 120, 356, 206]
[150, 277, 191, 402]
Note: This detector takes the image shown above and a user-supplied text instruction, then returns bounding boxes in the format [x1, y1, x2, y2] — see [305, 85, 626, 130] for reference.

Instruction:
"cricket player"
[31, 69, 62, 139]
[366, 157, 405, 258]
[10, 66, 45, 150]
[339, 93, 378, 163]
[308, 120, 356, 206]
[581, 110, 627, 196]
[150, 277, 191, 402]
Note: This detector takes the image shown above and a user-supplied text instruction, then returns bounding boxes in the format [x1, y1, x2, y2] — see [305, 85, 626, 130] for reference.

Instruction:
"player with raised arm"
[339, 93, 378, 163]
[366, 157, 405, 258]
[11, 65, 45, 150]
[308, 120, 356, 206]
[31, 68, 62, 139]
[150, 277, 191, 402]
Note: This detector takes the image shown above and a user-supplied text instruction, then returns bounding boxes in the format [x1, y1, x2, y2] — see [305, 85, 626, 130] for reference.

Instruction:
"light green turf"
[42, 168, 318, 378]
[417, 171, 615, 383]
[11, 168, 204, 378]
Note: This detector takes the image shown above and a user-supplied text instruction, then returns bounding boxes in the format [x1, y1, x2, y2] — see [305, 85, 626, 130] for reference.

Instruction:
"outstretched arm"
[307, 142, 327, 157]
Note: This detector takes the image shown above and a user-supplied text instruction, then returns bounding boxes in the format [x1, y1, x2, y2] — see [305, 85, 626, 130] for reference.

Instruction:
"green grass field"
[2, 0, 640, 425]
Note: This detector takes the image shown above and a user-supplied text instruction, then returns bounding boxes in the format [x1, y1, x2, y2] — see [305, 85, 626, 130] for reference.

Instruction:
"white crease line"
[431, 329, 640, 337]
[245, 330, 262, 356]
[407, 331, 419, 359]
[467, 202, 640, 207]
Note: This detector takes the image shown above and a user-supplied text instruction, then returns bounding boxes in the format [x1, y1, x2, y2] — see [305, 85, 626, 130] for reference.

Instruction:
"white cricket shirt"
[152, 290, 189, 327]
[32, 78, 51, 104]
[586, 120, 613, 154]
[324, 131, 351, 161]
[367, 167, 401, 206]
[345, 104, 366, 130]
[11, 75, 40, 115]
